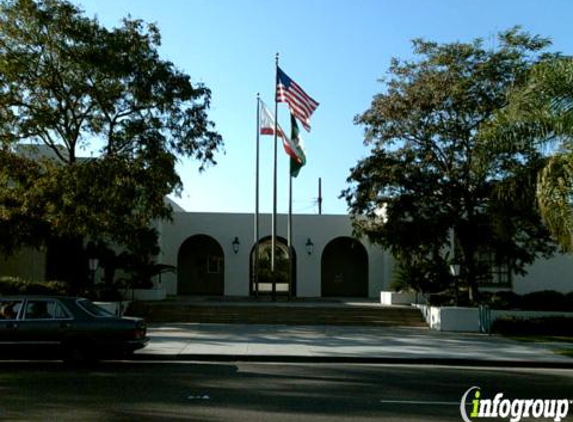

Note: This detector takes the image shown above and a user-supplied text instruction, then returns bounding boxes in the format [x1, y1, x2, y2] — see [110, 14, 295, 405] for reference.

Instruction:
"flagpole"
[318, 177, 322, 215]
[254, 93, 260, 297]
[287, 172, 293, 300]
[271, 53, 279, 301]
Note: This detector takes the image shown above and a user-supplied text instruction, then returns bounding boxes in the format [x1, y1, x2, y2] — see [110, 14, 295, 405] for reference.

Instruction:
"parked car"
[0, 296, 148, 361]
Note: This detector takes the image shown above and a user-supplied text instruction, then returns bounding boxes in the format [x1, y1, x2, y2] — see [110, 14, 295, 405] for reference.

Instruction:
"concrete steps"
[127, 301, 427, 327]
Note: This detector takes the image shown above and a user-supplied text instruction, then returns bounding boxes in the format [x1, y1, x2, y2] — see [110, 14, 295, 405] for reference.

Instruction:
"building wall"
[158, 211, 392, 298]
[1, 210, 570, 298]
[0, 247, 46, 281]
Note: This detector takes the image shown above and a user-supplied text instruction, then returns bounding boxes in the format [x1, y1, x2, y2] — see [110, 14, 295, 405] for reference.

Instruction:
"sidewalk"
[134, 323, 573, 367]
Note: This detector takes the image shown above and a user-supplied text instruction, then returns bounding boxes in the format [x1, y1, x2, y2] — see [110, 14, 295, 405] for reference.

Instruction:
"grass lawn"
[506, 335, 573, 358]
[509, 335, 573, 343]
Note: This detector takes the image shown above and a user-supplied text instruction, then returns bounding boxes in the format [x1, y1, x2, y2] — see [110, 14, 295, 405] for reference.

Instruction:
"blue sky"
[72, 0, 573, 215]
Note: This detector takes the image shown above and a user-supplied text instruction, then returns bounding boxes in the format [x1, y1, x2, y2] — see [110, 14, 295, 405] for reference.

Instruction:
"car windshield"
[76, 299, 115, 317]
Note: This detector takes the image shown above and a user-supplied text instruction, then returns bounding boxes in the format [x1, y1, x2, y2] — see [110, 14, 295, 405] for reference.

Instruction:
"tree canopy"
[482, 56, 573, 251]
[343, 28, 557, 300]
[0, 0, 222, 256]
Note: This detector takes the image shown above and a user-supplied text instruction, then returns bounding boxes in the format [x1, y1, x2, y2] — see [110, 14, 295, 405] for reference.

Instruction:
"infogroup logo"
[460, 387, 571, 422]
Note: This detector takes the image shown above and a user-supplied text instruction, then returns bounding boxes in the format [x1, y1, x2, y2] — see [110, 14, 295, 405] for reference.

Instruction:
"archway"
[178, 234, 224, 295]
[321, 237, 368, 297]
[250, 236, 296, 297]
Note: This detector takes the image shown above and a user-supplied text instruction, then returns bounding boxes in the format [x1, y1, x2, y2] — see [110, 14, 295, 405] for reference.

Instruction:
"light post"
[88, 257, 99, 290]
[449, 263, 460, 306]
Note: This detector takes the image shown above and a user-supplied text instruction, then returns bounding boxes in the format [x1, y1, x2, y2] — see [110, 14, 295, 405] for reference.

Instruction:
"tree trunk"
[45, 235, 87, 294]
[460, 235, 480, 304]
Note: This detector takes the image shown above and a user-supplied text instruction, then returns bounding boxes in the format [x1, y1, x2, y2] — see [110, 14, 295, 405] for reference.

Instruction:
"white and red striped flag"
[259, 100, 305, 169]
[259, 99, 286, 138]
[276, 67, 319, 132]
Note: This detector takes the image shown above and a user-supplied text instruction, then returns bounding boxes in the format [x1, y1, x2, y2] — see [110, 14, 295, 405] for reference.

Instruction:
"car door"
[17, 299, 74, 349]
[0, 299, 24, 349]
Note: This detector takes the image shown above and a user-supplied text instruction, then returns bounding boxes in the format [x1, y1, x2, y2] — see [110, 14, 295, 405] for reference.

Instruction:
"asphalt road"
[0, 361, 571, 421]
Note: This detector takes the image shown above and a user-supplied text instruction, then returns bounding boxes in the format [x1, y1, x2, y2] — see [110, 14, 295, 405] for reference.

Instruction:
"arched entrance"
[321, 237, 368, 297]
[178, 234, 224, 295]
[250, 236, 296, 297]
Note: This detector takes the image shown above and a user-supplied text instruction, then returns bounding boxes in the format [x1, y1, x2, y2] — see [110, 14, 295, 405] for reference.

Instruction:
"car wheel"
[63, 339, 98, 365]
[122, 349, 136, 360]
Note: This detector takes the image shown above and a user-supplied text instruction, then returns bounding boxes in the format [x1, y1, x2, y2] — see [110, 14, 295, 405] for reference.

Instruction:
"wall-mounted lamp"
[305, 238, 314, 255]
[449, 264, 460, 277]
[232, 237, 240, 254]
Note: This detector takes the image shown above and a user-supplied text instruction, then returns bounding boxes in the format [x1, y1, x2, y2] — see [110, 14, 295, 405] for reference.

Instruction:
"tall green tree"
[0, 0, 222, 270]
[482, 57, 573, 251]
[343, 28, 556, 300]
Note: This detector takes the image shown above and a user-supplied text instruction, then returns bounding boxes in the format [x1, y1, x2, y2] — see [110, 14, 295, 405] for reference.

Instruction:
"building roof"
[14, 143, 91, 163]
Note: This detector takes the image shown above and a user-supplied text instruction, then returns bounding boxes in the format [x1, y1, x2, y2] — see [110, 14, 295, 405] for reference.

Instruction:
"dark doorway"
[250, 236, 296, 297]
[178, 235, 224, 295]
[321, 237, 368, 297]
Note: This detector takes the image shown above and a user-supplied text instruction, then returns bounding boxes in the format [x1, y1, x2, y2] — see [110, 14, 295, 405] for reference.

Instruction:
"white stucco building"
[158, 211, 392, 298]
[3, 146, 569, 298]
[1, 206, 572, 298]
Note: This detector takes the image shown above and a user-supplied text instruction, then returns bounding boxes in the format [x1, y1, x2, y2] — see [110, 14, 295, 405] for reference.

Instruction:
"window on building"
[207, 256, 223, 274]
[477, 251, 512, 287]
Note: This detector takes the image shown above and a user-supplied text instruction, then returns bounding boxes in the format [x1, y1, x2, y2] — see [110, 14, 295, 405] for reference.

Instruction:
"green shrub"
[92, 286, 123, 301]
[492, 316, 573, 336]
[0, 276, 68, 296]
[427, 291, 473, 307]
[391, 257, 451, 294]
[566, 292, 573, 309]
[427, 293, 454, 306]
[479, 290, 571, 311]
[519, 290, 571, 312]
[489, 291, 521, 310]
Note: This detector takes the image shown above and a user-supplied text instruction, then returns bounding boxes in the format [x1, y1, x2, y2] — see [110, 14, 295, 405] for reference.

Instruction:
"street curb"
[132, 354, 573, 368]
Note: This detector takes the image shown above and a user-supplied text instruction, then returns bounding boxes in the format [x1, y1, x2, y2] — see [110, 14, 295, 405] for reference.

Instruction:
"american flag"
[276, 67, 319, 132]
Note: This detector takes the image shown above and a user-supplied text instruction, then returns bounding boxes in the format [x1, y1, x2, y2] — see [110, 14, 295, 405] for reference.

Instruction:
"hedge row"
[0, 276, 68, 296]
[427, 289, 573, 310]
[492, 316, 573, 336]
[481, 290, 573, 311]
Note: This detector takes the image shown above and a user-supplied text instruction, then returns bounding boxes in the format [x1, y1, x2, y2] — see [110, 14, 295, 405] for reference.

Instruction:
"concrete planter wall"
[416, 305, 480, 332]
[415, 304, 573, 333]
[380, 291, 420, 305]
[123, 288, 167, 302]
